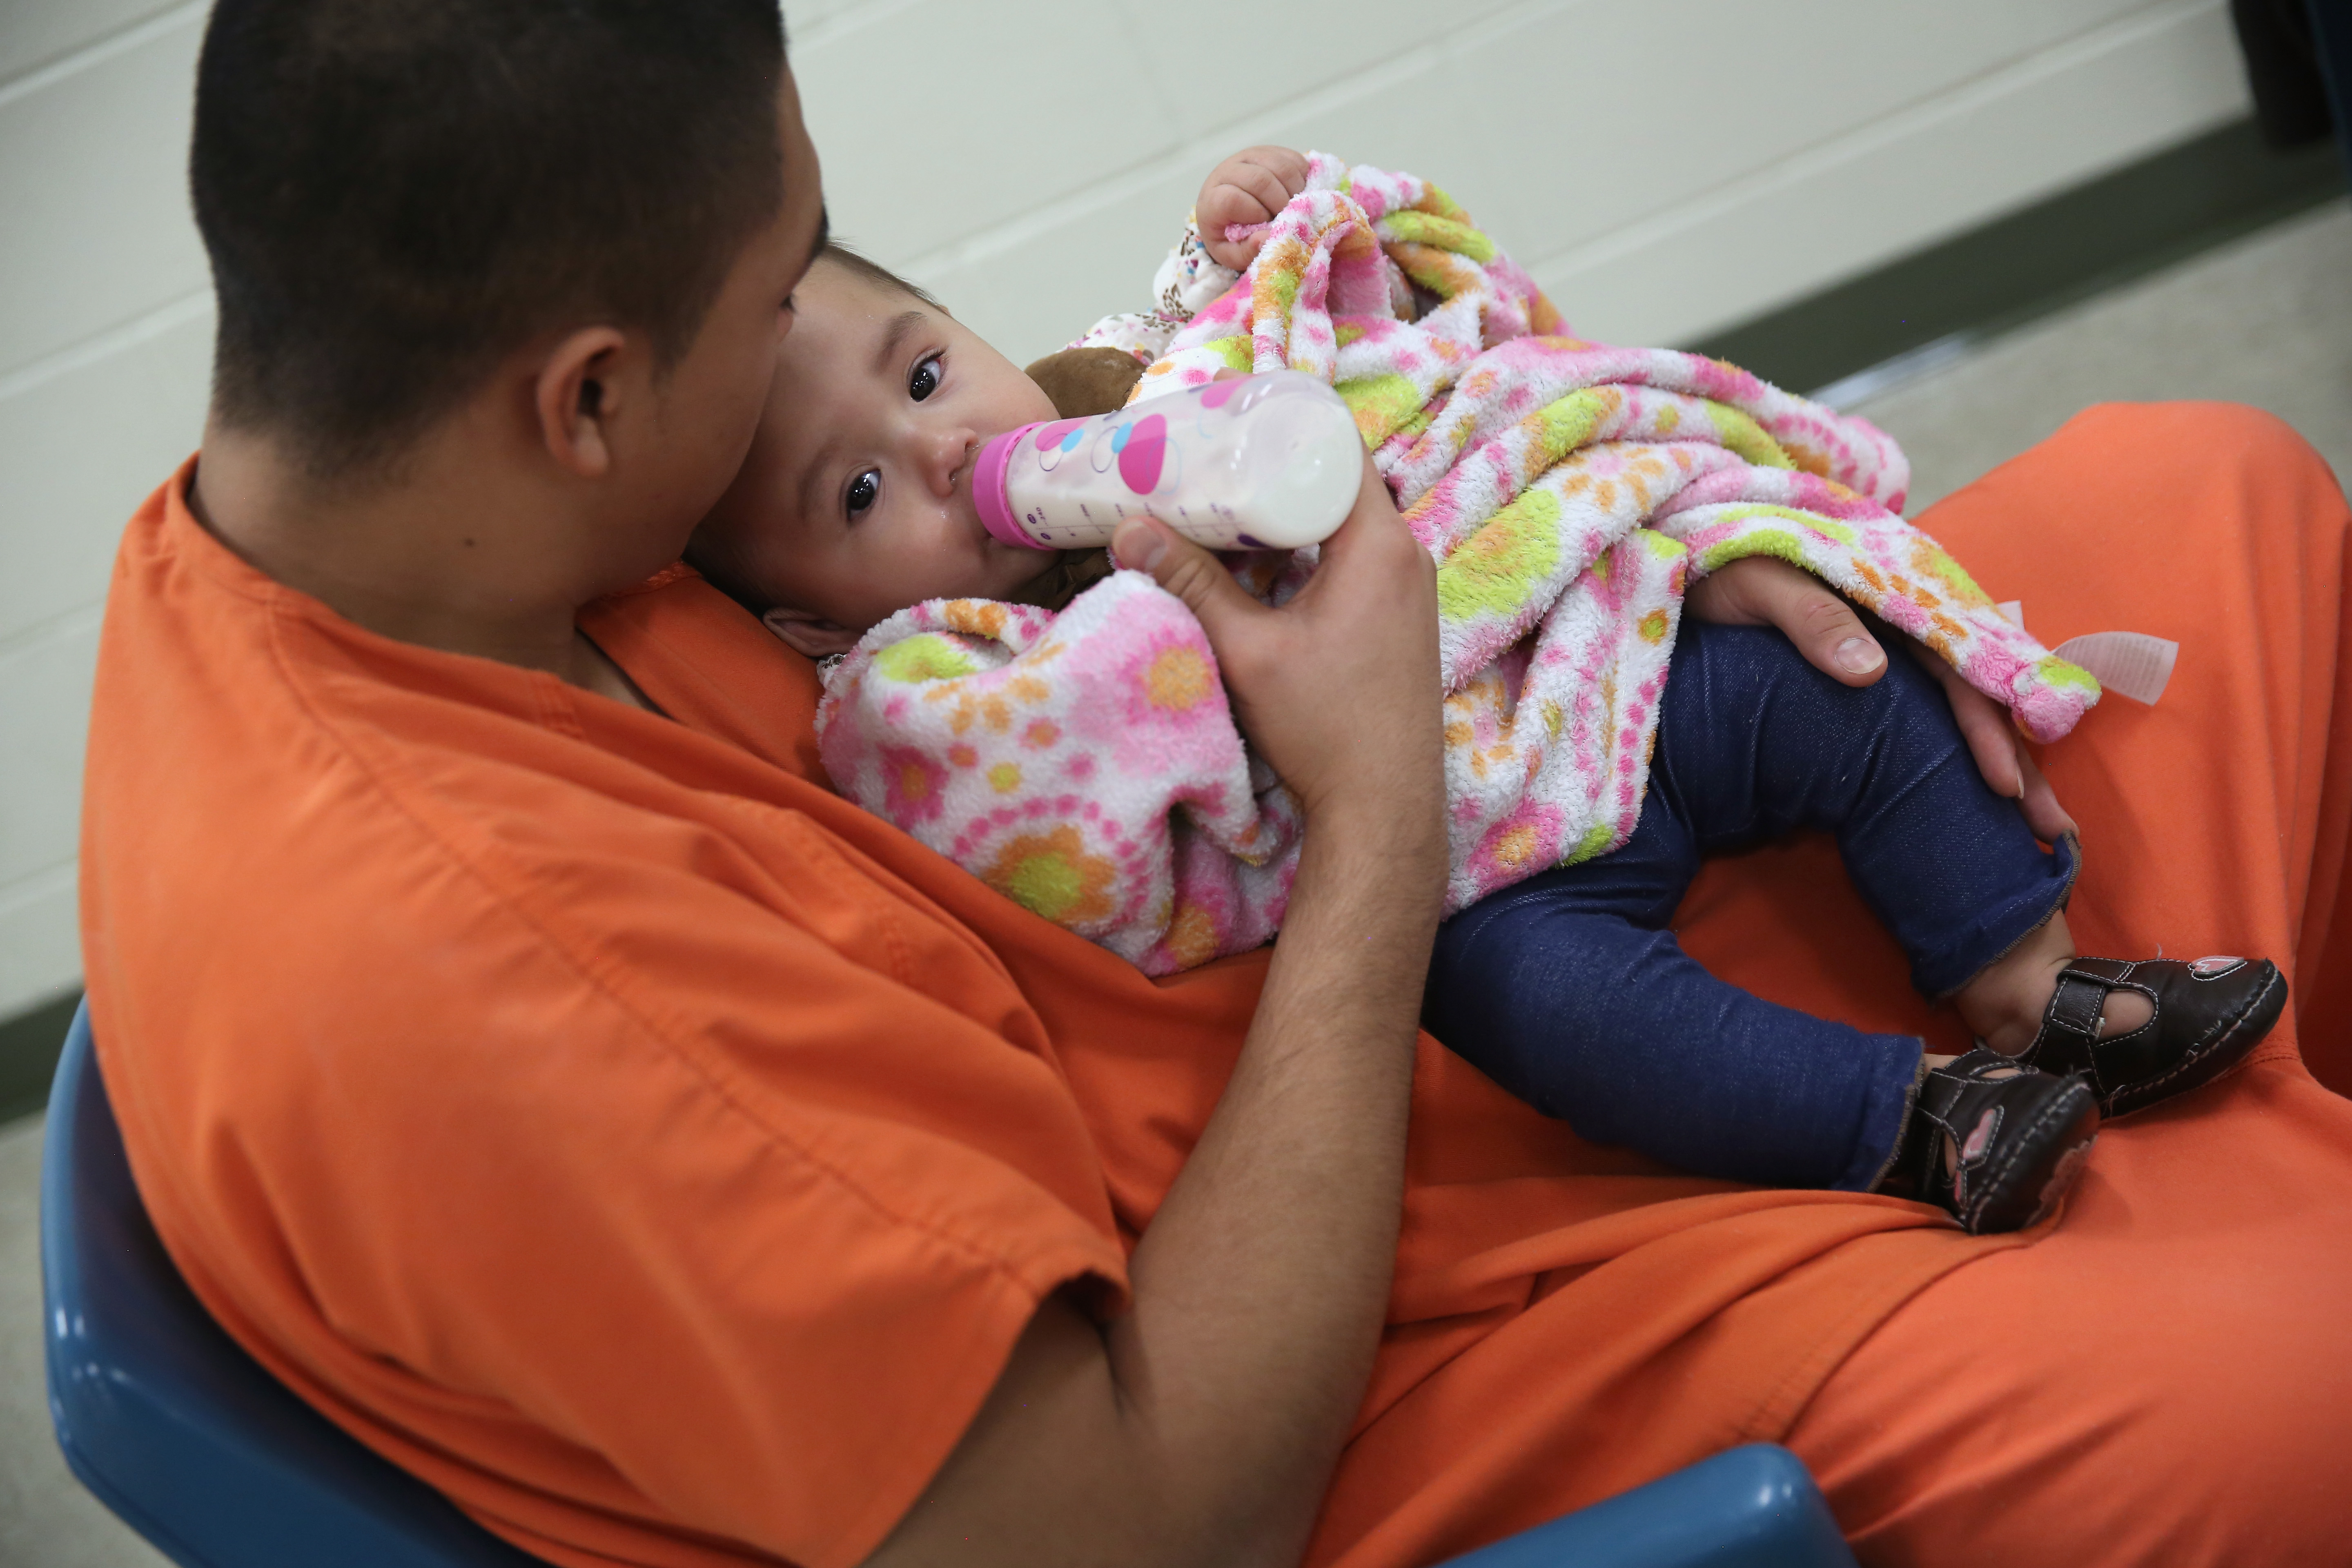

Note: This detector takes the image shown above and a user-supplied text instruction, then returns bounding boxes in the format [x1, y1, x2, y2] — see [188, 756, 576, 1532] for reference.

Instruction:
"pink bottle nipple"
[973, 423, 1051, 548]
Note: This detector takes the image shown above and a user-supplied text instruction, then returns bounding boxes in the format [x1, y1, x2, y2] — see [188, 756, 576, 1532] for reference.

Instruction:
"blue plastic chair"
[42, 1000, 1856, 1568]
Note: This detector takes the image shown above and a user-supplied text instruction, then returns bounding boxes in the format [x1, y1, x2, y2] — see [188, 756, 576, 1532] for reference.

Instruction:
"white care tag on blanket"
[2050, 631, 2178, 706]
[1994, 601, 2177, 706]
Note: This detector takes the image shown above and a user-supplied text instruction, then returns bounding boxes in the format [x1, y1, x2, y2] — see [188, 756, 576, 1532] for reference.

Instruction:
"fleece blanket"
[817, 155, 2099, 974]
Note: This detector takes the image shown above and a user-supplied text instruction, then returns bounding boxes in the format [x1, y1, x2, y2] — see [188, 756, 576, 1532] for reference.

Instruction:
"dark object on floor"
[2310, 1, 2352, 182]
[2236, 0, 2333, 147]
[41, 995, 1860, 1567]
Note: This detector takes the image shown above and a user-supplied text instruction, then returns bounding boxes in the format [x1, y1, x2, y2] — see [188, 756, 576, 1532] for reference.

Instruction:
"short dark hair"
[815, 240, 946, 313]
[191, 0, 787, 478]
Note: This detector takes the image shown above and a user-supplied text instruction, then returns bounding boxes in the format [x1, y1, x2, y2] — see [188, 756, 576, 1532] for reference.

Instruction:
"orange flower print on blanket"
[985, 825, 1118, 928]
[881, 746, 949, 824]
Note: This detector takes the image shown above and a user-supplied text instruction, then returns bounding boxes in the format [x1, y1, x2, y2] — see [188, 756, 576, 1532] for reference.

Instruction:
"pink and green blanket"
[816, 155, 2099, 974]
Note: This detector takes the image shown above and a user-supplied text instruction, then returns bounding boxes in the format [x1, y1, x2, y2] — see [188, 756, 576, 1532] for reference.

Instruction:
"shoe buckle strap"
[2044, 970, 2108, 1053]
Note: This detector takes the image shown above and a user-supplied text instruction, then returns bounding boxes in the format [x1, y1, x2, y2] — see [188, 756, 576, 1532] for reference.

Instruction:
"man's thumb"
[1771, 575, 1886, 686]
[1113, 517, 1262, 633]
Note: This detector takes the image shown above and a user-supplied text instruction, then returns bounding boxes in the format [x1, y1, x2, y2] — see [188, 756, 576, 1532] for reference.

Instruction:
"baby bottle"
[973, 370, 1362, 552]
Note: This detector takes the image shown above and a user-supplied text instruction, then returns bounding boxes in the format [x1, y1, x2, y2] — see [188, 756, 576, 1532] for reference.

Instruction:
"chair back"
[40, 1001, 544, 1568]
[1433, 1443, 1855, 1568]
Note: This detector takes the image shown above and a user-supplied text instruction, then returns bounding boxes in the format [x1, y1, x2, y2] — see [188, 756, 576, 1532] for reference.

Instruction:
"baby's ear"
[761, 606, 863, 659]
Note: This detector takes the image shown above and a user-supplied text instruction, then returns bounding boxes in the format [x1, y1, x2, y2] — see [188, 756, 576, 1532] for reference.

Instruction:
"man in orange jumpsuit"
[80, 3, 2352, 1565]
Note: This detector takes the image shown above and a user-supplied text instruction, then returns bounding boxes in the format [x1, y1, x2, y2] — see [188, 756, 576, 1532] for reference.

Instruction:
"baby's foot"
[2010, 957, 2287, 1118]
[1909, 1049, 2100, 1234]
[1964, 931, 2152, 1058]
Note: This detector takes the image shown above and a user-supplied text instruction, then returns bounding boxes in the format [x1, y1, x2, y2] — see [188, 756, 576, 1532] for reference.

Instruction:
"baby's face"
[697, 261, 1061, 650]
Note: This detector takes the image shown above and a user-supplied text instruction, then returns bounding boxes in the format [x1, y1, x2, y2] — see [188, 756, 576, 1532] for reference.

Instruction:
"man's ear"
[762, 605, 863, 658]
[532, 326, 631, 478]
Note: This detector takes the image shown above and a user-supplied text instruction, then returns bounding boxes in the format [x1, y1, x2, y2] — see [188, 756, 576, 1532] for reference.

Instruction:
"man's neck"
[189, 419, 610, 687]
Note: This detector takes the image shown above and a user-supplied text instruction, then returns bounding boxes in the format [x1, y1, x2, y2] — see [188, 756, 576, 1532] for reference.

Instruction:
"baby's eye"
[909, 354, 943, 402]
[846, 468, 880, 517]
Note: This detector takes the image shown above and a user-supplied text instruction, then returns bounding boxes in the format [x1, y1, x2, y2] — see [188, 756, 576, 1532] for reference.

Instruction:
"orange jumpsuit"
[79, 401, 2352, 1567]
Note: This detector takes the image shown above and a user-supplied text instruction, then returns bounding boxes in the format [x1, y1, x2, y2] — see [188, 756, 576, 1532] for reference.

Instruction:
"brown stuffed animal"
[1023, 345, 1147, 419]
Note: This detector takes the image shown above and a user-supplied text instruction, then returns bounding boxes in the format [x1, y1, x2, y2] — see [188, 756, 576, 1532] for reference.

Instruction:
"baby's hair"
[815, 241, 947, 314]
[690, 242, 950, 613]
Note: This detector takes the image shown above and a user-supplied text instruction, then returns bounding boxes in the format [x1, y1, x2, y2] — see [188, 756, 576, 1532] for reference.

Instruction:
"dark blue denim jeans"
[1423, 620, 2078, 1192]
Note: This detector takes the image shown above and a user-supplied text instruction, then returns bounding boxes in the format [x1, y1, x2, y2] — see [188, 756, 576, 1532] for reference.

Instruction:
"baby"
[692, 149, 2286, 1235]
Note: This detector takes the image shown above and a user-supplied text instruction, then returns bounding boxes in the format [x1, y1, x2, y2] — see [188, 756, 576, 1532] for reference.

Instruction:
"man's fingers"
[1778, 576, 1884, 684]
[1922, 649, 2079, 842]
[1693, 557, 1884, 685]
[1112, 516, 1265, 638]
[1690, 557, 2081, 844]
[1937, 662, 2024, 800]
[2015, 746, 2079, 844]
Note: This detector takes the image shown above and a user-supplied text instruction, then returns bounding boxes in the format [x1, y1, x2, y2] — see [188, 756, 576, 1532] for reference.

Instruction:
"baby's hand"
[1197, 146, 1310, 271]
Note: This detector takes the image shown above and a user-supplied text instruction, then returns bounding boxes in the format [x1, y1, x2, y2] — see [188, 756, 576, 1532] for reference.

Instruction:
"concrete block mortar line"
[0, 0, 203, 111]
[882, 0, 2221, 292]
[0, 859, 76, 918]
[786, 0, 931, 52]
[0, 601, 104, 668]
[0, 289, 212, 408]
[1511, 0, 2242, 327]
[881, 0, 1599, 281]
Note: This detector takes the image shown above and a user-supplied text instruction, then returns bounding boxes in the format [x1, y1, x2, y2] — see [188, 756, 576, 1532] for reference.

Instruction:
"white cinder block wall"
[0, 0, 2253, 1020]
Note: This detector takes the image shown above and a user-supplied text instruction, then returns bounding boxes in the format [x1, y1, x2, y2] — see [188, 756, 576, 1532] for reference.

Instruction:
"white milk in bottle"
[973, 370, 1362, 552]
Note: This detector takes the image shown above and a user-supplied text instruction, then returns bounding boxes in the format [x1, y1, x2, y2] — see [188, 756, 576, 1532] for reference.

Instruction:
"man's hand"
[1197, 146, 1310, 272]
[1688, 556, 2076, 842]
[1110, 450, 1443, 833]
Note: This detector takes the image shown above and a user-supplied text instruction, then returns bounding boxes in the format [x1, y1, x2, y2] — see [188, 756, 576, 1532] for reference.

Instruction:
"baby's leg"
[1662, 621, 2079, 1012]
[1666, 619, 2278, 1128]
[1424, 767, 1921, 1192]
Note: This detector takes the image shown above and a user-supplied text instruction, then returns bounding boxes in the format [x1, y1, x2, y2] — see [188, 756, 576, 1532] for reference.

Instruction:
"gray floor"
[0, 1117, 164, 1566]
[2, 200, 2349, 1568]
[1848, 200, 2352, 510]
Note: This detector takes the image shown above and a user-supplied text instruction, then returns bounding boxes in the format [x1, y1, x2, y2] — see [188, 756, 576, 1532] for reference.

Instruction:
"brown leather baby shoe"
[1910, 1049, 2101, 1234]
[2017, 956, 2287, 1118]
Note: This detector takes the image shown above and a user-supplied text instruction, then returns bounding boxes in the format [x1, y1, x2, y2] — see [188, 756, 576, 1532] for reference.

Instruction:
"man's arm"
[865, 457, 1445, 1568]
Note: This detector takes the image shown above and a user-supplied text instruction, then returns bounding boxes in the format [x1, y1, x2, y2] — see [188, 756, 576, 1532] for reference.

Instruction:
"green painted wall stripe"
[1, 990, 79, 1128]
[1683, 119, 2343, 397]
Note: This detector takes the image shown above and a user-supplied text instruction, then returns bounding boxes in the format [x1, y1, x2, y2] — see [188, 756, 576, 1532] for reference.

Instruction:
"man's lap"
[1789, 1055, 2352, 1564]
[1699, 402, 2352, 1563]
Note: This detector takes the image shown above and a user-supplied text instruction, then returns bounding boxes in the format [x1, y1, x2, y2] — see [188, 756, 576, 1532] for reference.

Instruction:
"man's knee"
[2062, 400, 2340, 496]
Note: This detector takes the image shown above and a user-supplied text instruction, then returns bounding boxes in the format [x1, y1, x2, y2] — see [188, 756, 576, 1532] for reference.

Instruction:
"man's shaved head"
[191, 0, 789, 478]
